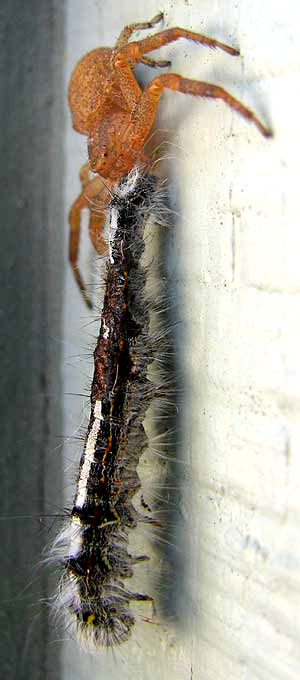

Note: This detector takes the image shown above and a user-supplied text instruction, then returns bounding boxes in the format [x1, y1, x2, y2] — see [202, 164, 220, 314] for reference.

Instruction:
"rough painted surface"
[64, 1, 300, 678]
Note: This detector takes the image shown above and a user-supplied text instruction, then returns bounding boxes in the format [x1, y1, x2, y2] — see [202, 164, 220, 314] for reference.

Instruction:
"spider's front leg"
[119, 25, 240, 70]
[115, 11, 164, 49]
[115, 12, 171, 69]
[112, 57, 271, 168]
[128, 73, 272, 139]
[69, 170, 109, 308]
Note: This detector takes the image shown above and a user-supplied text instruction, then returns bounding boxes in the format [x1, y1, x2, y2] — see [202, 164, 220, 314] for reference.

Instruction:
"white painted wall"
[63, 1, 300, 679]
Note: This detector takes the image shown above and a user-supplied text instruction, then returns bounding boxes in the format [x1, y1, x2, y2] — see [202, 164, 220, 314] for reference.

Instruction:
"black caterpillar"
[51, 166, 172, 648]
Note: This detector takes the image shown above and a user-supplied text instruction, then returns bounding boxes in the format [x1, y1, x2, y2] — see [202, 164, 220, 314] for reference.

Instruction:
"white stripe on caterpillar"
[75, 400, 103, 509]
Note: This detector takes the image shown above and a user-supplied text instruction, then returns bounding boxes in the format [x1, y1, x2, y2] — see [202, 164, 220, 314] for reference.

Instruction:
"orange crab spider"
[68, 12, 271, 307]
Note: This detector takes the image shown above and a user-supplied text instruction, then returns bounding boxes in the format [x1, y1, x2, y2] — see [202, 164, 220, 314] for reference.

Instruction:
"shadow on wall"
[0, 2, 65, 679]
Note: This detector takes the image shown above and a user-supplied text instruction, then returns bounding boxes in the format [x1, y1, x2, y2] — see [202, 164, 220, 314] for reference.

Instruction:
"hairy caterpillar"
[51, 166, 173, 649]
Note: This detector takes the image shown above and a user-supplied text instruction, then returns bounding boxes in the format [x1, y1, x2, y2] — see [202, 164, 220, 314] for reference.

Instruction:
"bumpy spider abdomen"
[68, 47, 128, 134]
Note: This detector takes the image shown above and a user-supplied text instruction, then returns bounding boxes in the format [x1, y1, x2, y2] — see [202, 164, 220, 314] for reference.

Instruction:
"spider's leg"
[79, 162, 91, 188]
[113, 53, 142, 110]
[88, 210, 107, 258]
[115, 12, 163, 49]
[69, 175, 106, 308]
[120, 27, 240, 68]
[140, 56, 171, 69]
[124, 74, 271, 145]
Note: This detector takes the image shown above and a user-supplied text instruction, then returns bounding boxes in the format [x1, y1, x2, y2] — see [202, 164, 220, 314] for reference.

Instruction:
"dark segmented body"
[58, 168, 160, 647]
